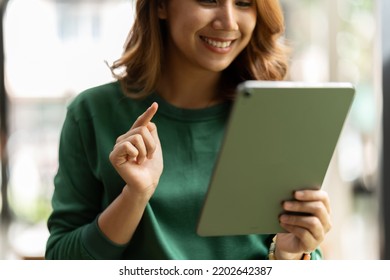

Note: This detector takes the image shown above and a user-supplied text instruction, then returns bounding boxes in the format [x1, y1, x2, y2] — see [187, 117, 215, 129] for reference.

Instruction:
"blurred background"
[0, 0, 387, 259]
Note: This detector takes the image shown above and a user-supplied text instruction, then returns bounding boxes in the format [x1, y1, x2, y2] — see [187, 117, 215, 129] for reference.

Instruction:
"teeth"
[202, 37, 232, 48]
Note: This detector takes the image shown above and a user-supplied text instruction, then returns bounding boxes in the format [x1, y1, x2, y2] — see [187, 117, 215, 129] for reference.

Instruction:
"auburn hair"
[111, 0, 289, 99]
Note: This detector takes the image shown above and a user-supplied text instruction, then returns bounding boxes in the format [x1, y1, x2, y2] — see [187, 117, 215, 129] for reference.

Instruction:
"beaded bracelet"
[268, 235, 311, 260]
[268, 235, 277, 260]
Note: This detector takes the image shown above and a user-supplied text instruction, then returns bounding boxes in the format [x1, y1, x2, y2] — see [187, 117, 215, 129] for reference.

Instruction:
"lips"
[200, 36, 234, 49]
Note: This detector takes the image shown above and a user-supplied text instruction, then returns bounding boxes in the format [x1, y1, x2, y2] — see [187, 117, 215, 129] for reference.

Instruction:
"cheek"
[168, 14, 201, 38]
[239, 20, 257, 48]
[244, 14, 257, 36]
[173, 23, 209, 52]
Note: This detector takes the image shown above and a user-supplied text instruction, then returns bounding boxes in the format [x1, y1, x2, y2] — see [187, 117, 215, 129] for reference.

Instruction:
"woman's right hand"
[109, 102, 163, 199]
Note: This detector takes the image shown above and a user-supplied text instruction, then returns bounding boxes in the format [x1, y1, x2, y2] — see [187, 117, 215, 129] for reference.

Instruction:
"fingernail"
[279, 215, 288, 223]
[295, 191, 304, 198]
[284, 201, 293, 210]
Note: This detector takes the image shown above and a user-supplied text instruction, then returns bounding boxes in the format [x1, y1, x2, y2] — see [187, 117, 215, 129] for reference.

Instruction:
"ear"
[157, 0, 167, 19]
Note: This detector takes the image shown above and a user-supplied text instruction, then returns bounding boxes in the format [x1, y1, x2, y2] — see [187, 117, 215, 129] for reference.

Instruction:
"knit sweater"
[45, 81, 322, 260]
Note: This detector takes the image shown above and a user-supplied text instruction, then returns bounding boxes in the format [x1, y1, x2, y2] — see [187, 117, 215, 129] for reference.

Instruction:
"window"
[1, 0, 134, 259]
[281, 0, 381, 259]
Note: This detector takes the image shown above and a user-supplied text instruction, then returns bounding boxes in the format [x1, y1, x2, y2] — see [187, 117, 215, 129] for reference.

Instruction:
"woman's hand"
[109, 102, 163, 199]
[275, 189, 332, 260]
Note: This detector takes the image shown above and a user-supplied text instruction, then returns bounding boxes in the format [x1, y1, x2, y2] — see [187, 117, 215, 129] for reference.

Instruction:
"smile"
[200, 36, 233, 49]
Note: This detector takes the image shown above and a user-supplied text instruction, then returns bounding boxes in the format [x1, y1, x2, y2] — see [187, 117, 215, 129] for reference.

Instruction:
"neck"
[156, 52, 223, 109]
[157, 70, 222, 109]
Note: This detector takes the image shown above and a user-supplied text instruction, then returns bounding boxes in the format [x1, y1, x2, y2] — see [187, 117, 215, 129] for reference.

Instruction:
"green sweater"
[45, 81, 321, 260]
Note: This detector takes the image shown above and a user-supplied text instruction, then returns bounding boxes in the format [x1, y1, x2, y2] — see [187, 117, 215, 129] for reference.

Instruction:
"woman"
[45, 0, 331, 260]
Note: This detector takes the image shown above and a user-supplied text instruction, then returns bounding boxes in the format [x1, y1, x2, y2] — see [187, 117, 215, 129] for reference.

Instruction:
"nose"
[212, 4, 239, 31]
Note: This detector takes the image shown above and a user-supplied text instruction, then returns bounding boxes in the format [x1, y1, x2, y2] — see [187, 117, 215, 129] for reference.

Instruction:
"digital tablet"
[196, 81, 355, 236]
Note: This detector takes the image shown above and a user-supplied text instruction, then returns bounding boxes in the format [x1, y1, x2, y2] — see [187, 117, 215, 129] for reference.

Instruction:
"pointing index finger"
[131, 102, 158, 129]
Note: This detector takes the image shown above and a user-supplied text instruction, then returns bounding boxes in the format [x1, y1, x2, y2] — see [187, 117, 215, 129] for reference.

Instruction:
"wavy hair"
[110, 0, 289, 99]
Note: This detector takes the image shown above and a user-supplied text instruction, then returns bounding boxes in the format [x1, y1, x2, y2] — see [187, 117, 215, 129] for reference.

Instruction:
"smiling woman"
[45, 0, 332, 260]
[111, 0, 288, 101]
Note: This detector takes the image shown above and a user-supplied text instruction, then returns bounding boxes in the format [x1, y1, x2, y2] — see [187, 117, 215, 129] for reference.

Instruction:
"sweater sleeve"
[45, 108, 128, 259]
[310, 248, 323, 260]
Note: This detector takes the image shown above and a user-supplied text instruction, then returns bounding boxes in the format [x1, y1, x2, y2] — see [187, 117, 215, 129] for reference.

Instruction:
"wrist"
[122, 184, 153, 204]
[268, 235, 312, 260]
[276, 250, 310, 260]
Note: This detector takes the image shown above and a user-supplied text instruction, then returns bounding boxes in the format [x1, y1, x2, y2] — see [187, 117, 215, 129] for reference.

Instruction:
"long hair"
[110, 0, 289, 99]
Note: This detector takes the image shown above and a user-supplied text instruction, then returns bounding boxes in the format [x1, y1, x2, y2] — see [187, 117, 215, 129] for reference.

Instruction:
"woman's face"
[158, 0, 257, 73]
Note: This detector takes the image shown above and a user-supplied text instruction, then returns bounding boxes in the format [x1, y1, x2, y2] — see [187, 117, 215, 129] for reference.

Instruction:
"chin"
[203, 62, 233, 72]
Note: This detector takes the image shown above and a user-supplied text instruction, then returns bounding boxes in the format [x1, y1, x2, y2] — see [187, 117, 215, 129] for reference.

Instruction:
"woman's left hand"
[275, 189, 332, 260]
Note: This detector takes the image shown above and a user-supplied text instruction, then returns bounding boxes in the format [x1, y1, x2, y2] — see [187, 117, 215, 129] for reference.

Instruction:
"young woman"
[45, 0, 331, 260]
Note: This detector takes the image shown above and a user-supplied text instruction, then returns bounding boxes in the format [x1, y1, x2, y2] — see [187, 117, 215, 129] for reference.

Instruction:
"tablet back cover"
[197, 81, 355, 236]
